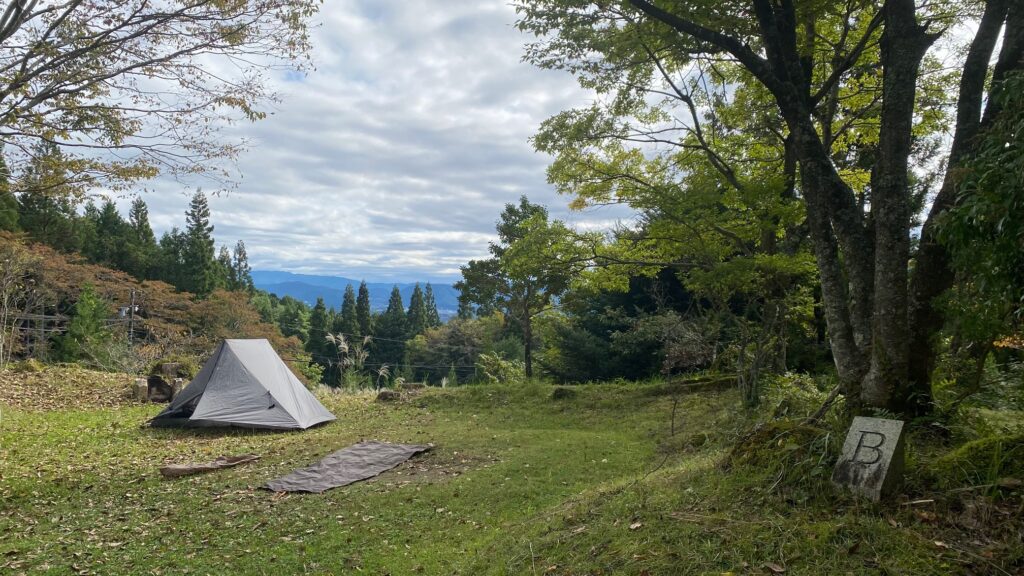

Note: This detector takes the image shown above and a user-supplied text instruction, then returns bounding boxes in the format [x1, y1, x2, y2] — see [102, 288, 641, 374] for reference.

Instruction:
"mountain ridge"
[251, 270, 460, 316]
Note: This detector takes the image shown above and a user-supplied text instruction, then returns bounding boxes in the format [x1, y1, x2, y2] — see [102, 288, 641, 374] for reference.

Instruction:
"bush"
[476, 351, 526, 384]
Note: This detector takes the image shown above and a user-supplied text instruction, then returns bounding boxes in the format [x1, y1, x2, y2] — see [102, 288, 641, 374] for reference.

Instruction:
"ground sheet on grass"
[263, 440, 431, 493]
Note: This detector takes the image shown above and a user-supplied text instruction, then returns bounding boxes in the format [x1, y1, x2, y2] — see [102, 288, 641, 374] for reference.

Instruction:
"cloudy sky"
[115, 1, 632, 283]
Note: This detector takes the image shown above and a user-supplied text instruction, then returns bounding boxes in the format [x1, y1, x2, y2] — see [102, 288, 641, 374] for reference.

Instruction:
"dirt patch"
[364, 450, 501, 491]
[0, 365, 135, 411]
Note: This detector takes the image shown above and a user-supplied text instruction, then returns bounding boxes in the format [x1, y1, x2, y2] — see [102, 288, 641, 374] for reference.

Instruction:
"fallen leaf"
[763, 562, 786, 574]
[934, 541, 949, 549]
[629, 521, 643, 530]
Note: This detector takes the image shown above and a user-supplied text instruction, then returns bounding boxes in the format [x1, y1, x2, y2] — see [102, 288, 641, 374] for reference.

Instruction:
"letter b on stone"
[832, 417, 905, 501]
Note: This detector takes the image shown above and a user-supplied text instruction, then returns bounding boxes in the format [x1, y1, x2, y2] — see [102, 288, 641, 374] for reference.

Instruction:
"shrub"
[476, 351, 526, 384]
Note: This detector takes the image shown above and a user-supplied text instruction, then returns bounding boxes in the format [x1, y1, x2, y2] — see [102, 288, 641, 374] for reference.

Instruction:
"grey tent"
[150, 339, 336, 430]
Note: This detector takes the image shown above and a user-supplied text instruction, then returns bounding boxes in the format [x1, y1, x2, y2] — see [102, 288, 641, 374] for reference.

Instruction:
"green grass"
[1, 379, 1020, 575]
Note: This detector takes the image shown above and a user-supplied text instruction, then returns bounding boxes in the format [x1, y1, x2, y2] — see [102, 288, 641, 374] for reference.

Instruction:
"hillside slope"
[0, 235, 303, 367]
[3, 378, 1019, 574]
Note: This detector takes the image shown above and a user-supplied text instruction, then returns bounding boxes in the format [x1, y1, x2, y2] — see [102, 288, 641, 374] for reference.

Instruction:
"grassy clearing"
[1, 370, 1021, 575]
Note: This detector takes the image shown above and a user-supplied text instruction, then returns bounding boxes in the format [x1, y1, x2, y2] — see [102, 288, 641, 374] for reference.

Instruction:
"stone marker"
[133, 378, 149, 402]
[171, 378, 186, 400]
[832, 416, 905, 501]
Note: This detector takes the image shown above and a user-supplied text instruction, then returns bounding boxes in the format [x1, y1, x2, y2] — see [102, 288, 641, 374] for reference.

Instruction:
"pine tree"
[92, 199, 130, 269]
[424, 283, 441, 328]
[182, 190, 217, 296]
[232, 240, 254, 292]
[372, 286, 407, 368]
[158, 227, 188, 289]
[216, 245, 233, 289]
[306, 297, 329, 381]
[0, 147, 18, 231]
[17, 143, 80, 252]
[356, 280, 373, 336]
[57, 284, 113, 364]
[126, 196, 158, 280]
[406, 283, 428, 338]
[337, 284, 360, 336]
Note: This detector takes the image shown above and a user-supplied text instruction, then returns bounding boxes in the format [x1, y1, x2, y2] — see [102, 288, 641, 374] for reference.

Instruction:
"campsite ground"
[1, 368, 1022, 575]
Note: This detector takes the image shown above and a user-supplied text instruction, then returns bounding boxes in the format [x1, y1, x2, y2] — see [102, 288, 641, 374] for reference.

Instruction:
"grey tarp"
[149, 339, 336, 430]
[263, 441, 431, 493]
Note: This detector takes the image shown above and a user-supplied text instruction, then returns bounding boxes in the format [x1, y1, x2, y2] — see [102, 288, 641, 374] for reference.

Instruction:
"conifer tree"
[356, 280, 373, 336]
[0, 148, 18, 231]
[337, 284, 360, 336]
[216, 245, 233, 289]
[182, 190, 217, 296]
[231, 240, 254, 292]
[17, 143, 80, 252]
[91, 199, 129, 269]
[424, 283, 441, 328]
[57, 284, 113, 364]
[126, 196, 158, 280]
[306, 297, 329, 380]
[158, 227, 188, 289]
[406, 283, 428, 338]
[372, 286, 407, 368]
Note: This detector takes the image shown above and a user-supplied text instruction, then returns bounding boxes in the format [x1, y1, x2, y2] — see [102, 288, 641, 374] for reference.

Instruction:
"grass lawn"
[1, 372, 1020, 575]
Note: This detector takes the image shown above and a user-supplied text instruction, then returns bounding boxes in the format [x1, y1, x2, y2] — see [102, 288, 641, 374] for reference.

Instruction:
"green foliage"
[181, 191, 218, 297]
[939, 72, 1024, 341]
[147, 355, 200, 380]
[16, 143, 83, 253]
[405, 283, 429, 338]
[404, 314, 505, 384]
[727, 419, 839, 500]
[457, 196, 589, 376]
[0, 148, 18, 232]
[476, 351, 526, 384]
[293, 352, 323, 388]
[56, 285, 114, 366]
[230, 240, 254, 292]
[424, 283, 441, 328]
[931, 433, 1024, 492]
[337, 284, 360, 336]
[356, 280, 373, 336]
[372, 286, 407, 368]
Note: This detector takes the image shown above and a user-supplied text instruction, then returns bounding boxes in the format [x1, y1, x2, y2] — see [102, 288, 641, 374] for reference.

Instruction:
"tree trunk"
[523, 309, 533, 378]
[908, 0, 1020, 411]
[862, 0, 935, 409]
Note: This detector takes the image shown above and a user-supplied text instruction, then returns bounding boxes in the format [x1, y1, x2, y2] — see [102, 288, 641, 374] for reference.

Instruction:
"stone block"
[832, 416, 905, 501]
[171, 378, 186, 399]
[160, 362, 181, 379]
[133, 378, 149, 402]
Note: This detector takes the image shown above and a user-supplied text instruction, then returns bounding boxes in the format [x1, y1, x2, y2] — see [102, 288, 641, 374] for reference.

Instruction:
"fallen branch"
[159, 454, 260, 479]
[805, 385, 842, 425]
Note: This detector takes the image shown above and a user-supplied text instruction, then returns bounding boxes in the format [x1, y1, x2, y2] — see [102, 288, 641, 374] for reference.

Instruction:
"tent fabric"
[263, 441, 431, 493]
[149, 339, 335, 430]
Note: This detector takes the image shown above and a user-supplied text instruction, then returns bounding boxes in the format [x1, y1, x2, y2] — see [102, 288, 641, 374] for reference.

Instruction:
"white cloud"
[119, 0, 633, 283]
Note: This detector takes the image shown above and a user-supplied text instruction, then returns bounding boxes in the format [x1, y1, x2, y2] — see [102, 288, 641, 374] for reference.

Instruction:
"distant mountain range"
[251, 270, 460, 318]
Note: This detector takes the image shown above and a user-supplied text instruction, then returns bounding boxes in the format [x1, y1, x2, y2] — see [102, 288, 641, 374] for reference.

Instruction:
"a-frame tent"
[150, 339, 336, 430]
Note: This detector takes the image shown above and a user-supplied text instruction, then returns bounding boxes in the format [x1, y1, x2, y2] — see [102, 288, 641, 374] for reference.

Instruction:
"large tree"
[456, 196, 583, 377]
[406, 283, 429, 338]
[0, 0, 318, 190]
[372, 286, 407, 369]
[516, 0, 1023, 411]
[182, 191, 217, 296]
[337, 284, 360, 337]
[125, 196, 158, 280]
[356, 280, 373, 337]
